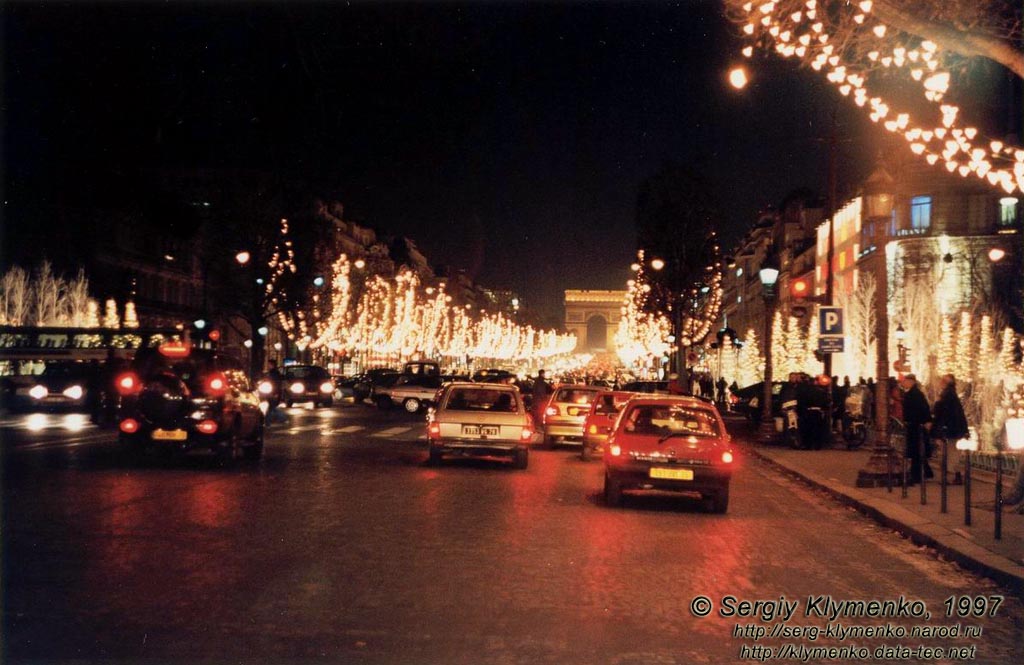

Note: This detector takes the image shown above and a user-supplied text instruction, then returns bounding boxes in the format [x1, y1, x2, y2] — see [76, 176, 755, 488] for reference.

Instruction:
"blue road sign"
[819, 307, 844, 336]
[818, 336, 845, 354]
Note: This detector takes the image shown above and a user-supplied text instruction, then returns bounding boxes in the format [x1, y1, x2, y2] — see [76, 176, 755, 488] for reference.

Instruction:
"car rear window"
[554, 388, 600, 404]
[593, 394, 624, 415]
[444, 388, 519, 412]
[623, 404, 721, 437]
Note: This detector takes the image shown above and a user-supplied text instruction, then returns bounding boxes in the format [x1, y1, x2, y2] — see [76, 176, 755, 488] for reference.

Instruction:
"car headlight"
[290, 382, 305, 394]
[63, 385, 84, 400]
[258, 380, 274, 395]
[320, 381, 334, 394]
[29, 385, 48, 400]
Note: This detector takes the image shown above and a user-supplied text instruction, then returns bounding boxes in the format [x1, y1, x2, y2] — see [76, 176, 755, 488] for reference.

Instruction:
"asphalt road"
[3, 404, 1022, 664]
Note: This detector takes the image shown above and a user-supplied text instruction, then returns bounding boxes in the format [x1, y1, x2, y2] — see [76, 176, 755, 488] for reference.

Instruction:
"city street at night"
[4, 406, 1022, 663]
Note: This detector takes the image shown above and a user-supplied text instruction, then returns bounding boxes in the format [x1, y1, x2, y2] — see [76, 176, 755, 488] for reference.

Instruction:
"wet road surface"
[3, 405, 1022, 663]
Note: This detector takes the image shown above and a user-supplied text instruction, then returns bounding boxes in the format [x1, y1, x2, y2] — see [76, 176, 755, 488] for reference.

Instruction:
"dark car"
[116, 343, 264, 461]
[280, 364, 334, 408]
[619, 380, 670, 395]
[6, 361, 96, 414]
[732, 381, 784, 422]
[351, 368, 401, 403]
[472, 368, 516, 383]
[603, 396, 734, 512]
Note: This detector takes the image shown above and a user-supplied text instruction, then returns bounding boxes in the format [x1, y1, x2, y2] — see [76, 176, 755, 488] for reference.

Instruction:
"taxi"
[602, 396, 734, 512]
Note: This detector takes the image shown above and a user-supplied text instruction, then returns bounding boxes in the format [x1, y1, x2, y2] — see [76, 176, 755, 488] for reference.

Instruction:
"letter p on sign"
[819, 307, 844, 336]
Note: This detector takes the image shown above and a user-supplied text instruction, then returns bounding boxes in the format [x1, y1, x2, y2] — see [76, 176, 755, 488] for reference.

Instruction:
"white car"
[427, 382, 534, 469]
[380, 374, 445, 412]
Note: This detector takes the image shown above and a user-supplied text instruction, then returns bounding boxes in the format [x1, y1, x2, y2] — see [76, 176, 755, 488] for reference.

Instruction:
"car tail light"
[116, 372, 141, 395]
[197, 419, 218, 435]
[588, 424, 598, 434]
[520, 427, 533, 441]
[319, 381, 334, 394]
[258, 380, 274, 395]
[63, 385, 84, 400]
[290, 382, 305, 394]
[206, 372, 228, 397]
[29, 385, 48, 400]
[428, 422, 440, 439]
[721, 451, 734, 464]
[119, 418, 140, 434]
[609, 444, 622, 457]
[546, 406, 559, 417]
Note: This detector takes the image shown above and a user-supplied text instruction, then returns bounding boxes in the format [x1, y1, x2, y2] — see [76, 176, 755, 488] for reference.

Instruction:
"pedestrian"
[901, 373, 933, 485]
[931, 373, 969, 477]
[715, 376, 727, 403]
[532, 368, 553, 424]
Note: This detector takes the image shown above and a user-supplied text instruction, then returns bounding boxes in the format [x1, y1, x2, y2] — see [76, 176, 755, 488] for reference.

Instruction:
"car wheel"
[285, 400, 294, 408]
[376, 395, 393, 410]
[243, 424, 264, 461]
[604, 473, 623, 507]
[428, 444, 443, 466]
[711, 488, 730, 514]
[543, 435, 555, 449]
[514, 447, 529, 470]
[403, 398, 421, 414]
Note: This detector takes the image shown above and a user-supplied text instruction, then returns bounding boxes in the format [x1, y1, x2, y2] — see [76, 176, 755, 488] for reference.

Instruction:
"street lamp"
[235, 250, 251, 265]
[650, 257, 666, 272]
[757, 257, 780, 443]
[857, 165, 896, 487]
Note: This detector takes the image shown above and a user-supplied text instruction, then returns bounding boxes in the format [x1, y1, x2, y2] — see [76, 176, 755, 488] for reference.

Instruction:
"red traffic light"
[208, 329, 221, 342]
[791, 278, 810, 299]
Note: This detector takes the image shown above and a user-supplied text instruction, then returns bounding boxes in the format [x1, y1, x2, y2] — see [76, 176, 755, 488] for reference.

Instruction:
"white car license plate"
[462, 425, 500, 437]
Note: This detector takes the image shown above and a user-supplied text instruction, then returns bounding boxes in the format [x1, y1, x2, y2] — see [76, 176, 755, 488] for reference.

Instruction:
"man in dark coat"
[532, 369, 553, 425]
[932, 374, 969, 442]
[901, 374, 933, 484]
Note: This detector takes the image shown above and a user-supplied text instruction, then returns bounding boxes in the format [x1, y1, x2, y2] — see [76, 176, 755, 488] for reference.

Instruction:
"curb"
[744, 443, 1024, 596]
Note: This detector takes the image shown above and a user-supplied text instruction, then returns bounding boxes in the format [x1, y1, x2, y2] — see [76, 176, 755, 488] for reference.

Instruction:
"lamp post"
[856, 166, 896, 487]
[757, 258, 780, 444]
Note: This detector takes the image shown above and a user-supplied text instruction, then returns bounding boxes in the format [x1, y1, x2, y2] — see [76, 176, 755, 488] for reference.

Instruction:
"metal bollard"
[901, 456, 908, 499]
[995, 448, 1003, 541]
[920, 431, 928, 505]
[963, 450, 971, 526]
[940, 438, 948, 514]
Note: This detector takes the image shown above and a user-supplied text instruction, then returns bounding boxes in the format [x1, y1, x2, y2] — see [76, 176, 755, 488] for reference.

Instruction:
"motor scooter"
[842, 385, 871, 449]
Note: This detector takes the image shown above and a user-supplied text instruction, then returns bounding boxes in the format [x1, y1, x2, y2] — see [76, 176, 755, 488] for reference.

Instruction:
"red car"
[603, 396, 734, 512]
[580, 391, 635, 461]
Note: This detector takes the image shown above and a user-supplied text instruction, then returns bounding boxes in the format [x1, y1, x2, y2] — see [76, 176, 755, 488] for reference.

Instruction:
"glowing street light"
[650, 258, 666, 271]
[729, 66, 749, 90]
[235, 250, 251, 265]
[988, 248, 1006, 263]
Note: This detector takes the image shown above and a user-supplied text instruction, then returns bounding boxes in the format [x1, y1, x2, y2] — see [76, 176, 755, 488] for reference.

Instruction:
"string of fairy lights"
[288, 254, 577, 364]
[738, 0, 1024, 194]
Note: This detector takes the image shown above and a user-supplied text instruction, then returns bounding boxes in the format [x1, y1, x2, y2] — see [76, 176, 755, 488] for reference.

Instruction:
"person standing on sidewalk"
[901, 374, 933, 485]
[931, 374, 969, 476]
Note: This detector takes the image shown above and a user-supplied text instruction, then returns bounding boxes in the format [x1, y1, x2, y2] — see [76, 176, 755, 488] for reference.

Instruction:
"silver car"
[427, 382, 533, 469]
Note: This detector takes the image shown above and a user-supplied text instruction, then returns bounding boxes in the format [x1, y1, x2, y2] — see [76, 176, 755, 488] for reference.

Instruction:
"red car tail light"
[197, 419, 218, 435]
[609, 444, 622, 457]
[545, 406, 559, 417]
[428, 422, 440, 439]
[520, 427, 533, 441]
[206, 372, 228, 397]
[721, 451, 734, 464]
[119, 418, 140, 434]
[116, 372, 141, 396]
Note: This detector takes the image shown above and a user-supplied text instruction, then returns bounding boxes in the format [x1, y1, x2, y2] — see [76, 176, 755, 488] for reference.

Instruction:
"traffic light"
[791, 277, 810, 301]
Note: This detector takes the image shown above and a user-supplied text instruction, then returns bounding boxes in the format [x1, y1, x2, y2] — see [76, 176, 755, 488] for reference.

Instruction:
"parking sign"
[819, 307, 843, 336]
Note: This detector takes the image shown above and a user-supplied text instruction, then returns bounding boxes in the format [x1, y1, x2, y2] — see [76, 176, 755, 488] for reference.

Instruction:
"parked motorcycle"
[841, 384, 872, 449]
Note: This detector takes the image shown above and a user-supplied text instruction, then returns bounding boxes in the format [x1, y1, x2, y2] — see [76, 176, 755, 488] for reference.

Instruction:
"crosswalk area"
[276, 423, 427, 441]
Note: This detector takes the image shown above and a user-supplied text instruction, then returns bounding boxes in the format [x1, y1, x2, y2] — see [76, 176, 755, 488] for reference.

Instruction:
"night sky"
[2, 0, 875, 322]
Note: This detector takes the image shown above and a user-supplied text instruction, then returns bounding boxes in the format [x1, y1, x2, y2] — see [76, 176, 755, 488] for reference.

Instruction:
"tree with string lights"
[724, 1, 1024, 194]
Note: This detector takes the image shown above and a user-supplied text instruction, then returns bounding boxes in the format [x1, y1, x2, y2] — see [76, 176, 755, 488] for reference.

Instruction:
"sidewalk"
[727, 415, 1024, 594]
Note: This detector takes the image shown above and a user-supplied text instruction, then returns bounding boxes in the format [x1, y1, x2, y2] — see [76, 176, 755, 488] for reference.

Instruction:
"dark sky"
[2, 0, 871, 322]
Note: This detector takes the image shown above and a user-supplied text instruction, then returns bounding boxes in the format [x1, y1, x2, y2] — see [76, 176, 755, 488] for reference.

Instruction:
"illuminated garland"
[309, 255, 576, 363]
[738, 1, 1024, 193]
